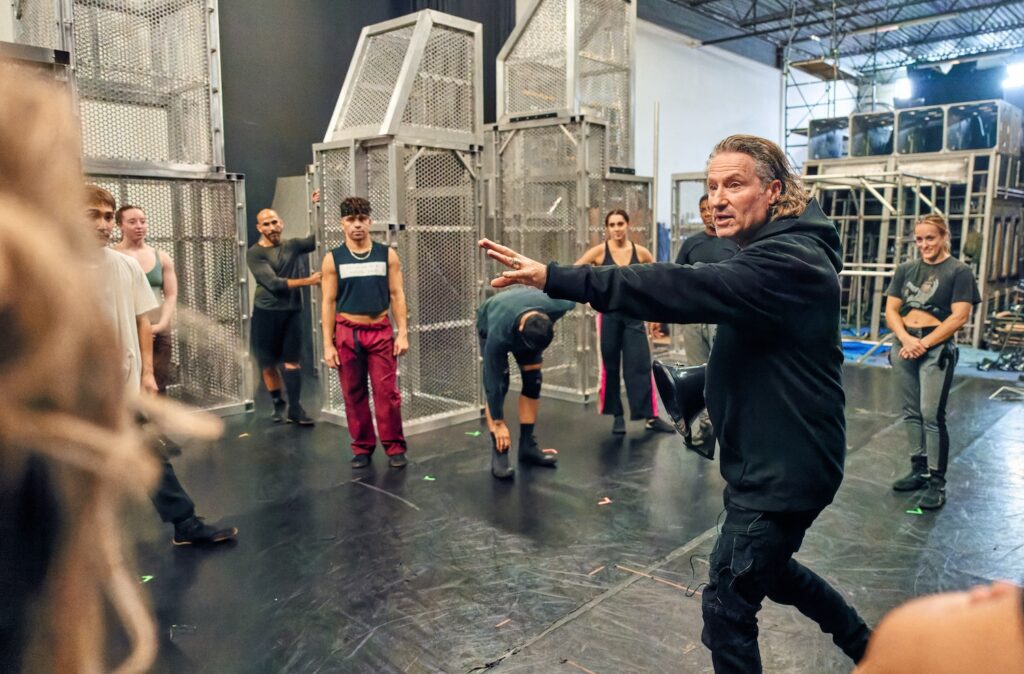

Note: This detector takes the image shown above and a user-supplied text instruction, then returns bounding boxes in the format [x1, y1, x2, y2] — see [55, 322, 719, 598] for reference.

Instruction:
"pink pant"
[335, 316, 406, 456]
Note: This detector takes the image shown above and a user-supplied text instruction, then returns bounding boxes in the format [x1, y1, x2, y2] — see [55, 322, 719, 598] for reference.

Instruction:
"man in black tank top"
[321, 197, 410, 469]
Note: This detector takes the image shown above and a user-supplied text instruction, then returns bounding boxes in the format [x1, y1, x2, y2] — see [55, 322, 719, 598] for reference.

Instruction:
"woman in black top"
[575, 210, 673, 435]
[885, 214, 980, 510]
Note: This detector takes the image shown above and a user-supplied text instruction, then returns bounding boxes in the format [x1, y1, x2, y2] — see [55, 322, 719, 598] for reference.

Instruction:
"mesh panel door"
[73, 0, 216, 165]
[89, 173, 249, 411]
[401, 26, 476, 135]
[398, 146, 481, 423]
[578, 0, 631, 166]
[13, 0, 61, 50]
[336, 26, 416, 134]
[503, 0, 568, 116]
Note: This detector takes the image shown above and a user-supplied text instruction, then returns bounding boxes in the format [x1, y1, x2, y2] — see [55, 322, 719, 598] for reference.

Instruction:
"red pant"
[335, 316, 406, 456]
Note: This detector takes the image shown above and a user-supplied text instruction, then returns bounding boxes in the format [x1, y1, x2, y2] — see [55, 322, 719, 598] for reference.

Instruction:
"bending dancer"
[480, 134, 870, 672]
[87, 185, 237, 546]
[574, 209, 673, 434]
[114, 204, 178, 392]
[321, 197, 409, 469]
[885, 214, 979, 510]
[674, 194, 738, 445]
[246, 208, 321, 425]
[476, 286, 575, 479]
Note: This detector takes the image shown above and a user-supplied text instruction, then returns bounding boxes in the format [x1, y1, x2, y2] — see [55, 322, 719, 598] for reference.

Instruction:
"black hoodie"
[544, 200, 845, 512]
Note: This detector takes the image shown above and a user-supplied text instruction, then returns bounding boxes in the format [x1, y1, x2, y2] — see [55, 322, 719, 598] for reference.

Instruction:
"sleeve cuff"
[543, 263, 585, 303]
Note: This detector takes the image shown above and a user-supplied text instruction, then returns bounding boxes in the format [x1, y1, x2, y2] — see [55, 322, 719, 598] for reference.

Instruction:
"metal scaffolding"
[9, 0, 252, 415]
[312, 10, 484, 434]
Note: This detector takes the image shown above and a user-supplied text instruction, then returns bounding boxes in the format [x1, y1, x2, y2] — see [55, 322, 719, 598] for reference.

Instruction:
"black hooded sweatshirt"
[544, 200, 845, 513]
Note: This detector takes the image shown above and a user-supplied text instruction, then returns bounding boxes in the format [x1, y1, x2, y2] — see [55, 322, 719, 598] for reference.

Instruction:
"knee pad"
[521, 369, 542, 399]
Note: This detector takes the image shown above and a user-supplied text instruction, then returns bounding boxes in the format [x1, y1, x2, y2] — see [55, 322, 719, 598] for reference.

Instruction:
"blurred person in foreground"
[0, 64, 158, 673]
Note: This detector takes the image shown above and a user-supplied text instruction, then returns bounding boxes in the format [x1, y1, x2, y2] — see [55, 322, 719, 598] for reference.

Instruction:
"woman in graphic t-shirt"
[885, 214, 980, 510]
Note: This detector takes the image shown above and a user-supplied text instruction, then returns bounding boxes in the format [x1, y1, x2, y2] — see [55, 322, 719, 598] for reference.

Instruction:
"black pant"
[151, 459, 195, 525]
[598, 312, 653, 419]
[701, 503, 870, 673]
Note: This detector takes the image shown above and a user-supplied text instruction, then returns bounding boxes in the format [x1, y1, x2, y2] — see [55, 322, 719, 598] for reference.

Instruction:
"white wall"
[0, 1, 15, 42]
[634, 20, 782, 227]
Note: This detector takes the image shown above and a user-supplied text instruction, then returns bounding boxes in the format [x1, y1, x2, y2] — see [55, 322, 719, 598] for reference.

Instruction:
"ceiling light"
[1003, 62, 1024, 89]
[894, 77, 912, 99]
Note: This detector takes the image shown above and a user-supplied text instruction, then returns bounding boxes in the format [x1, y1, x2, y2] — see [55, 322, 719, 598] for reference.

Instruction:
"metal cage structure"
[324, 10, 483, 148]
[486, 116, 652, 401]
[11, 0, 253, 414]
[12, 0, 225, 171]
[87, 167, 252, 414]
[804, 99, 1024, 347]
[497, 0, 636, 169]
[313, 10, 484, 435]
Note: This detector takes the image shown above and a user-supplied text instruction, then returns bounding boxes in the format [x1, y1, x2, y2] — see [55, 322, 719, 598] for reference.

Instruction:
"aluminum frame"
[496, 0, 636, 168]
[324, 10, 483, 148]
[85, 165, 254, 416]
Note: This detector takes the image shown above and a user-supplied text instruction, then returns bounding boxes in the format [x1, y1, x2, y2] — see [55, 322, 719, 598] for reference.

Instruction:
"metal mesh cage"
[313, 142, 482, 430]
[499, 0, 634, 166]
[327, 11, 482, 144]
[73, 0, 217, 166]
[90, 172, 250, 411]
[503, 0, 567, 115]
[400, 26, 476, 135]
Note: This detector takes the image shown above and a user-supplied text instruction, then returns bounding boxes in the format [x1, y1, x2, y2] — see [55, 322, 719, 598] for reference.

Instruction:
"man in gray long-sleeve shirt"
[477, 287, 575, 479]
[246, 208, 322, 425]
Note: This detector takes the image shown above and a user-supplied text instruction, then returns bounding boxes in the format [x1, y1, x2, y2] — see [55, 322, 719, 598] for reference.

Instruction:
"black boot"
[491, 434, 514, 480]
[518, 429, 557, 468]
[611, 415, 626, 434]
[919, 475, 946, 510]
[892, 455, 929, 492]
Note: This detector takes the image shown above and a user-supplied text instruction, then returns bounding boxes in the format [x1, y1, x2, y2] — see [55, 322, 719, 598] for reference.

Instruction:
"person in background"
[574, 209, 673, 435]
[114, 205, 178, 393]
[885, 213, 980, 510]
[246, 208, 321, 425]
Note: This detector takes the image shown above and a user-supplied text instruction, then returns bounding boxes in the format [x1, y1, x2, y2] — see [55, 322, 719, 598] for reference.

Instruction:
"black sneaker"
[919, 477, 946, 510]
[612, 415, 626, 434]
[172, 516, 238, 546]
[388, 452, 408, 469]
[491, 446, 514, 480]
[271, 399, 287, 423]
[519, 437, 557, 467]
[351, 454, 371, 469]
[892, 467, 929, 492]
[287, 406, 315, 426]
[645, 417, 676, 433]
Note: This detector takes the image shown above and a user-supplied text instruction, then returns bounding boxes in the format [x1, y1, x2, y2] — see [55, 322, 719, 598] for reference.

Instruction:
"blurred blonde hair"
[0, 64, 157, 672]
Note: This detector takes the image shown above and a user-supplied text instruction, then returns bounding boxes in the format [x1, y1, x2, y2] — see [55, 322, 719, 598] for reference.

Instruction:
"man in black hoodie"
[480, 135, 870, 673]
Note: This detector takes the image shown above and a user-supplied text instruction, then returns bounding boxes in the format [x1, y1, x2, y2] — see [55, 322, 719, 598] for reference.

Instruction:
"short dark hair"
[85, 184, 115, 210]
[340, 196, 372, 218]
[519, 312, 554, 352]
[115, 204, 144, 225]
[699, 194, 709, 206]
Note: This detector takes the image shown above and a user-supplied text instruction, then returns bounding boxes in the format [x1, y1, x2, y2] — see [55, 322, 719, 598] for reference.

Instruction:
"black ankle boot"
[518, 435, 557, 467]
[892, 456, 929, 492]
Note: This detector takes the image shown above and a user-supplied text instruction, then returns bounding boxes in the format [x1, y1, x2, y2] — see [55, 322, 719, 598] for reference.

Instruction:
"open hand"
[479, 239, 547, 289]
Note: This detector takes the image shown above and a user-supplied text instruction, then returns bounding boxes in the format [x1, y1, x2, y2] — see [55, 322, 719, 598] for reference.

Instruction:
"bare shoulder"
[636, 244, 654, 262]
[387, 245, 402, 264]
[158, 248, 174, 267]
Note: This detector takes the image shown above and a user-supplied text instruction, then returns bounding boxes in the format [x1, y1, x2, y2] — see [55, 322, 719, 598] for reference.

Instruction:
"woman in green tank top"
[114, 205, 178, 393]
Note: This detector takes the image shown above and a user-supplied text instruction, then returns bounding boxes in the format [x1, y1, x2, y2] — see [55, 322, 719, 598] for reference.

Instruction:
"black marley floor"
[134, 365, 1024, 673]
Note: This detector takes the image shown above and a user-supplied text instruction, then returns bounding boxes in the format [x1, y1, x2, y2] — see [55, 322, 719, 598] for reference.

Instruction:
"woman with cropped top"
[885, 214, 980, 510]
[575, 210, 674, 435]
[115, 205, 178, 393]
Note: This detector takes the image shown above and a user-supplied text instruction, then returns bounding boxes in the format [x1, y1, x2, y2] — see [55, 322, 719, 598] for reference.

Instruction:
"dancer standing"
[575, 209, 673, 434]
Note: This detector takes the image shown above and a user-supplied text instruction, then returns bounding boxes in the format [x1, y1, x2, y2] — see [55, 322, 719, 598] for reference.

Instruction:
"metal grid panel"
[577, 0, 631, 166]
[401, 26, 475, 134]
[90, 173, 249, 410]
[366, 145, 393, 224]
[338, 25, 416, 132]
[398, 146, 481, 421]
[13, 0, 61, 50]
[72, 0, 215, 165]
[503, 0, 568, 115]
